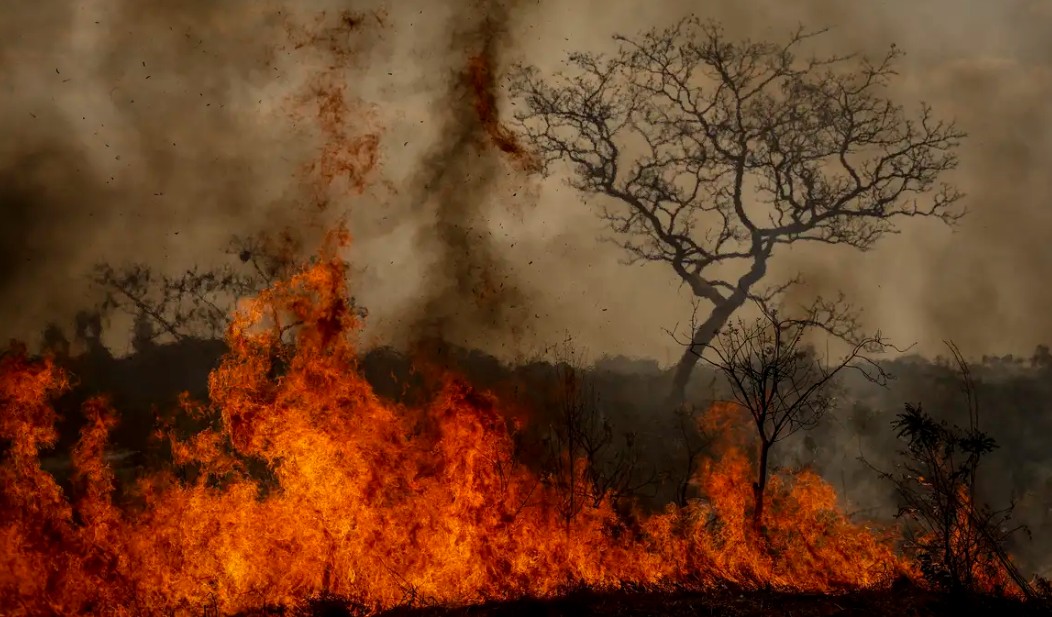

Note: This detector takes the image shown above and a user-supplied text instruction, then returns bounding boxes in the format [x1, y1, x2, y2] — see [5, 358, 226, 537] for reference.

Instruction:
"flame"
[466, 53, 541, 172]
[0, 233, 916, 615]
[281, 9, 385, 209]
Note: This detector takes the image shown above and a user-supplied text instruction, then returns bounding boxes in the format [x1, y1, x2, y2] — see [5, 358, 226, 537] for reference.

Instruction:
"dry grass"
[237, 584, 1048, 617]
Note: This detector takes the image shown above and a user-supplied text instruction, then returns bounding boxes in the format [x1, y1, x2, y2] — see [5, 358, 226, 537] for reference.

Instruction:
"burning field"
[1, 232, 1046, 616]
[0, 236, 905, 614]
[3, 3, 1052, 616]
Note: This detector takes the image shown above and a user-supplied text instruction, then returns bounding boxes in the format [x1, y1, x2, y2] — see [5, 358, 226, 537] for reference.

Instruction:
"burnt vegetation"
[869, 344, 1040, 599]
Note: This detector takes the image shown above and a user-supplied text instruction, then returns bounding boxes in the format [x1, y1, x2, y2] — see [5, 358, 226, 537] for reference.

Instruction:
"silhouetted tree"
[92, 231, 366, 344]
[684, 298, 890, 530]
[510, 17, 964, 402]
[1030, 344, 1052, 370]
[671, 402, 714, 507]
[875, 343, 1036, 599]
[130, 311, 156, 355]
[40, 324, 70, 358]
[541, 338, 658, 527]
[91, 232, 298, 343]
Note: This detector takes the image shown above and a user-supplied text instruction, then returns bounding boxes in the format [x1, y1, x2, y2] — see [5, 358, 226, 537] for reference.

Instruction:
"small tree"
[92, 232, 300, 343]
[510, 17, 964, 402]
[683, 298, 889, 529]
[92, 231, 366, 345]
[877, 343, 1036, 598]
[540, 338, 657, 528]
[671, 402, 714, 508]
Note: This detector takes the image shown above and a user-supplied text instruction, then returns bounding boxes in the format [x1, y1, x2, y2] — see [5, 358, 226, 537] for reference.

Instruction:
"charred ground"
[306, 586, 1044, 617]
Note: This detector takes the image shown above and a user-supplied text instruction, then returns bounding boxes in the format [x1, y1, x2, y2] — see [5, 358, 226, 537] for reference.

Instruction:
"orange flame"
[0, 237, 909, 615]
[282, 9, 384, 209]
[466, 53, 541, 173]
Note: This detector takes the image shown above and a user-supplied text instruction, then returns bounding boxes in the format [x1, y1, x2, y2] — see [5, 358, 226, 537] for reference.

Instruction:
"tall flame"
[0, 234, 908, 615]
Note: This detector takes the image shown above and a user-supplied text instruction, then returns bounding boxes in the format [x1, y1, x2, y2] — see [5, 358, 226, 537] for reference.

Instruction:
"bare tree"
[671, 402, 714, 508]
[92, 231, 366, 345]
[509, 17, 964, 402]
[540, 338, 658, 528]
[681, 298, 890, 530]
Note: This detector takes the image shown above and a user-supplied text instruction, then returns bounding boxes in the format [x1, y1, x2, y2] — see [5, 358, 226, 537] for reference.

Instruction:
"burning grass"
[0, 233, 1018, 617]
[364, 586, 1042, 617]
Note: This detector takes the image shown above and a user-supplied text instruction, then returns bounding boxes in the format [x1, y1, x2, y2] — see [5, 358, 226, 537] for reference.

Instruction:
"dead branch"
[510, 17, 964, 400]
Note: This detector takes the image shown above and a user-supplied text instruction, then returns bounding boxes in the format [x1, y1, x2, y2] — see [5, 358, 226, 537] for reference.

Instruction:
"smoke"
[5, 0, 1052, 364]
[397, 0, 536, 357]
[486, 0, 1052, 363]
[0, 1, 316, 348]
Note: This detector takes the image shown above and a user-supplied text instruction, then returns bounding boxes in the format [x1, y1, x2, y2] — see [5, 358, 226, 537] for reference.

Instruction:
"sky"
[2, 0, 1051, 366]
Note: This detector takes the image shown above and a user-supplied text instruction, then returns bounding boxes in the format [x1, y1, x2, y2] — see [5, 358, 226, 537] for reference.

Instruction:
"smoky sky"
[490, 0, 1052, 363]
[3, 0, 1052, 365]
[392, 0, 539, 356]
[0, 0, 314, 349]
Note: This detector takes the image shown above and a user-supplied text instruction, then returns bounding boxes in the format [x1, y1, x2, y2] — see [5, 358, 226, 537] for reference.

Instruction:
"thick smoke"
[0, 1, 388, 351]
[0, 1, 301, 347]
[4, 0, 1052, 580]
[5, 0, 1052, 363]
[501, 0, 1052, 362]
[399, 0, 538, 357]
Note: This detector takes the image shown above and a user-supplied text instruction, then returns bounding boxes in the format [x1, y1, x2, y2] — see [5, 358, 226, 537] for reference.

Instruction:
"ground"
[242, 586, 1050, 617]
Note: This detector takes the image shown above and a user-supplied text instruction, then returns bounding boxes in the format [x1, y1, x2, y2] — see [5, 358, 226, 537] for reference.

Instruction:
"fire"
[466, 53, 541, 172]
[0, 234, 909, 615]
[282, 9, 384, 207]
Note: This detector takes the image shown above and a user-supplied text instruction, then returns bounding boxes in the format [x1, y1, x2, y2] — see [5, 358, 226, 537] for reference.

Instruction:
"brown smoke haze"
[2, 0, 1051, 364]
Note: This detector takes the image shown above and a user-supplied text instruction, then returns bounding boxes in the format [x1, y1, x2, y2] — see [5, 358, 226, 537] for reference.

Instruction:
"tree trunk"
[753, 440, 771, 532]
[668, 294, 749, 405]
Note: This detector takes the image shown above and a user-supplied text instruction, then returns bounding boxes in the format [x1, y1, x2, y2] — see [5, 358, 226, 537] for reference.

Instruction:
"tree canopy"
[509, 17, 965, 401]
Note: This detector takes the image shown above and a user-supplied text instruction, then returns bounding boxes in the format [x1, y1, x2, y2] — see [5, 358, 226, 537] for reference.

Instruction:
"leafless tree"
[92, 231, 366, 345]
[541, 339, 659, 528]
[509, 17, 964, 402]
[678, 297, 890, 530]
[671, 402, 714, 508]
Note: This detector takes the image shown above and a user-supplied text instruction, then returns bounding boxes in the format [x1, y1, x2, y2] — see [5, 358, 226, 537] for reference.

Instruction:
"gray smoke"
[4, 0, 1051, 580]
[5, 0, 1052, 362]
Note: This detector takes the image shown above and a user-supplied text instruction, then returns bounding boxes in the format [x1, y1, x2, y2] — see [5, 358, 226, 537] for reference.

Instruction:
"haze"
[1, 0, 1050, 365]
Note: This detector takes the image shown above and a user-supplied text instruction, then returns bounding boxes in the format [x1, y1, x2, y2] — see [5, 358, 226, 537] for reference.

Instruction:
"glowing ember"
[0, 232, 914, 616]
